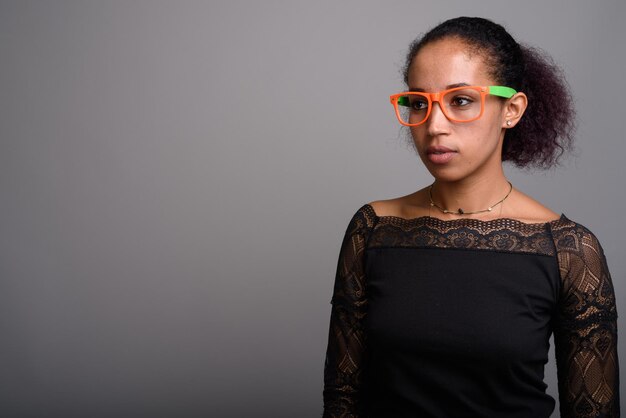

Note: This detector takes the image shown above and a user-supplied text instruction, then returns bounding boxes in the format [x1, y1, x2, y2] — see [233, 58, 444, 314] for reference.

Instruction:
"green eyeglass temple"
[396, 86, 517, 107]
[489, 86, 517, 98]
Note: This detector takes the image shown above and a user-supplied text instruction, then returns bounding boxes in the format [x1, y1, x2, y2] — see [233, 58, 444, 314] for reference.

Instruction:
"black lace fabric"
[551, 221, 620, 417]
[323, 206, 375, 417]
[323, 204, 619, 417]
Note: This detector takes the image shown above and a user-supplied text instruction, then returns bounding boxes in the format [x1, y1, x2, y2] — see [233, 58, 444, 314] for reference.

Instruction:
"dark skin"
[369, 186, 561, 224]
[371, 37, 560, 224]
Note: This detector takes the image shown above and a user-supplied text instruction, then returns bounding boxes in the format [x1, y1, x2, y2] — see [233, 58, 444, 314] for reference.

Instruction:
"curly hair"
[402, 17, 576, 169]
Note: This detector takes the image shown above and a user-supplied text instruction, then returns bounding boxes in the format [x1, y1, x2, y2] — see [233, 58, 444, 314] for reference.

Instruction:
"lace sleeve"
[323, 204, 376, 418]
[553, 223, 620, 417]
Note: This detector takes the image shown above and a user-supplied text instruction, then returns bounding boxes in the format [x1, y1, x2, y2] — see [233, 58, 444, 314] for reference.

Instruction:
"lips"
[426, 145, 457, 164]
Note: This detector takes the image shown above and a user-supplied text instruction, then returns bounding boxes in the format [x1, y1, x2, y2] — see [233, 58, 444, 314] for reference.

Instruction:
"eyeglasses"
[389, 85, 517, 126]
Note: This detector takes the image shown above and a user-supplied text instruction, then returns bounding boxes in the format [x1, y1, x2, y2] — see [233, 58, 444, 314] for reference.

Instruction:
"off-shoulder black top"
[323, 204, 619, 417]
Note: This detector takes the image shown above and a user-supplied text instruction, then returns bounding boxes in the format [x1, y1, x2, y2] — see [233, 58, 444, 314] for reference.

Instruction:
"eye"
[449, 96, 473, 107]
[409, 98, 429, 111]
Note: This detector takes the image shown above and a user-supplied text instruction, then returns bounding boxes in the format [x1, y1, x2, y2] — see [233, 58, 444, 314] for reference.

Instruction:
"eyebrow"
[409, 82, 470, 92]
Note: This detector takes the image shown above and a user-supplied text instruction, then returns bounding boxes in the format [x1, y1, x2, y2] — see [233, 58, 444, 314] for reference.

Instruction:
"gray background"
[1, 1, 624, 417]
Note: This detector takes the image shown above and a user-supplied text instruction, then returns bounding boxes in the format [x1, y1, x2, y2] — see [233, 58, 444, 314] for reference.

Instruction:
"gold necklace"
[428, 181, 513, 215]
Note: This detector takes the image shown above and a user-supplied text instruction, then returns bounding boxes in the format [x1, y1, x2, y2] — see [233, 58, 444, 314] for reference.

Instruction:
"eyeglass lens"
[397, 88, 483, 125]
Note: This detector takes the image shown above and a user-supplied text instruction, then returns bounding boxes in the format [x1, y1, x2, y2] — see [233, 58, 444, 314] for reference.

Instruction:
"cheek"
[409, 128, 430, 162]
[409, 126, 429, 143]
[409, 128, 428, 153]
[461, 115, 503, 146]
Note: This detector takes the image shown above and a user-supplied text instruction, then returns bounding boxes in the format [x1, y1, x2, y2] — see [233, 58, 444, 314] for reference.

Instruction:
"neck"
[430, 172, 512, 217]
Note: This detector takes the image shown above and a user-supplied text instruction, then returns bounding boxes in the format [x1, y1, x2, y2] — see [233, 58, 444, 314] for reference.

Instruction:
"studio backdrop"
[0, 1, 624, 417]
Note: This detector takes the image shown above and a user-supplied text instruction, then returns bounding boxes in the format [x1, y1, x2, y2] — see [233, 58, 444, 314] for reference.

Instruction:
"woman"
[322, 17, 619, 417]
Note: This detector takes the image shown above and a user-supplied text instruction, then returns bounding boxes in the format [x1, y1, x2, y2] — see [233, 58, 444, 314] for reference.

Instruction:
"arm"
[554, 225, 620, 417]
[323, 205, 374, 418]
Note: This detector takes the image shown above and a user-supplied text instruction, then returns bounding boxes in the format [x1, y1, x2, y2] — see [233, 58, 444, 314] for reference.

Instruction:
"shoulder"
[344, 194, 426, 236]
[549, 215, 606, 256]
[367, 199, 404, 218]
[369, 187, 563, 223]
[368, 188, 432, 219]
[549, 215, 614, 294]
[344, 202, 378, 233]
[505, 188, 561, 223]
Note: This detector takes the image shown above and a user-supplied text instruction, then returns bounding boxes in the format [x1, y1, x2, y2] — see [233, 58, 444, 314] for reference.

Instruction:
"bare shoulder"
[507, 188, 561, 223]
[368, 188, 431, 219]
[369, 186, 560, 223]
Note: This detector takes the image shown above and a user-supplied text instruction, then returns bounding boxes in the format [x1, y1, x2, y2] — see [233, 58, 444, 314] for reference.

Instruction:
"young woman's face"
[407, 37, 508, 183]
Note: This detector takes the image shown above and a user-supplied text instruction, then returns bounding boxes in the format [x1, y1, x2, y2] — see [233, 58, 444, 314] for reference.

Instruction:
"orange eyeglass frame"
[389, 85, 517, 127]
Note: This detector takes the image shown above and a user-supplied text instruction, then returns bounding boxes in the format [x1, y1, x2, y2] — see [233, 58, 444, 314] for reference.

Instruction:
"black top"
[323, 204, 619, 418]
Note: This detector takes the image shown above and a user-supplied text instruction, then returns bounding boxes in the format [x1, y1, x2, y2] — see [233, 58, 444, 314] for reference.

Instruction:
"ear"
[502, 92, 528, 129]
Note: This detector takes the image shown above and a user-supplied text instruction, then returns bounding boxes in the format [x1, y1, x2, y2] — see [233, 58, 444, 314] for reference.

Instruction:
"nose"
[425, 100, 450, 135]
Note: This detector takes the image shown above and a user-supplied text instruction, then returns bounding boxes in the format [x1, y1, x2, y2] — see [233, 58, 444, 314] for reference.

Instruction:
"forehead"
[407, 38, 494, 90]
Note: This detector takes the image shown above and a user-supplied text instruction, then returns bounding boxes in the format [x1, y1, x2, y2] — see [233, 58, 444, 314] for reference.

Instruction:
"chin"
[423, 164, 467, 183]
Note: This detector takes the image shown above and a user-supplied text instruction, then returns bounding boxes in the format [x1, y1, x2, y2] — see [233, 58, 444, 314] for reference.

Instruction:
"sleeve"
[323, 205, 374, 418]
[553, 225, 620, 417]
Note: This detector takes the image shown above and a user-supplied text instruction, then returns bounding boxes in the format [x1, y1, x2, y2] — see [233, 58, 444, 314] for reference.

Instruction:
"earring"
[506, 120, 512, 126]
